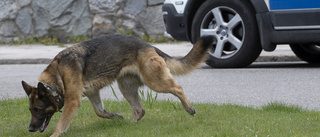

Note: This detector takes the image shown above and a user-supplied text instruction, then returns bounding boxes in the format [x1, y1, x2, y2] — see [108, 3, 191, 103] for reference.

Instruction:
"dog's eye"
[34, 108, 40, 113]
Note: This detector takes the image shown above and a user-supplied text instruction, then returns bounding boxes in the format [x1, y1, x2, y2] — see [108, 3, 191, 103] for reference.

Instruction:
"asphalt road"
[1, 62, 319, 110]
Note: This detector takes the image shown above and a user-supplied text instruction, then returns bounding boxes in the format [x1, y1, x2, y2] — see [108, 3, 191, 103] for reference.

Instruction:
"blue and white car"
[163, 0, 320, 68]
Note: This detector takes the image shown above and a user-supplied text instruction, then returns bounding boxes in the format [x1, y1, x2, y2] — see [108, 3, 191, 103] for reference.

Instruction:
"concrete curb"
[0, 56, 301, 65]
[0, 59, 52, 64]
[0, 43, 301, 65]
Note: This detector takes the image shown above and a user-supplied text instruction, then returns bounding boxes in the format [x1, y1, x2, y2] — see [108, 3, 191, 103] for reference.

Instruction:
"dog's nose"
[28, 126, 36, 132]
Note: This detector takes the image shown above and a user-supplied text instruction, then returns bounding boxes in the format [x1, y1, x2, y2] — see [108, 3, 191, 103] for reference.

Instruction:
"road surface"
[0, 62, 319, 110]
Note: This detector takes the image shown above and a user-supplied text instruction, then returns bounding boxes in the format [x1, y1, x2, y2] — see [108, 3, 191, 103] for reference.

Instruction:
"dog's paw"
[111, 113, 124, 119]
[189, 106, 196, 116]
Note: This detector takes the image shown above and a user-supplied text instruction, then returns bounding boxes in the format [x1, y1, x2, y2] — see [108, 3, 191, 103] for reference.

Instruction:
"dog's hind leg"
[138, 52, 196, 116]
[87, 91, 123, 119]
[117, 74, 145, 121]
[145, 76, 196, 116]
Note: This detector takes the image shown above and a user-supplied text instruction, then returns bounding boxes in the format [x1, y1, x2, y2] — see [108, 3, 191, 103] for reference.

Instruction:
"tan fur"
[22, 34, 214, 137]
[165, 40, 210, 75]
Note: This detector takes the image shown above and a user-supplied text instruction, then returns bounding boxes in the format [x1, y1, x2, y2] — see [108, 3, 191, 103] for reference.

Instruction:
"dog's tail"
[155, 35, 215, 75]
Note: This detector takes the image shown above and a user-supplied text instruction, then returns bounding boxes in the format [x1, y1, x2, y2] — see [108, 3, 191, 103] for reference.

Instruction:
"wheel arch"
[188, 0, 263, 68]
[184, 0, 206, 43]
[185, 0, 271, 51]
[250, 0, 278, 51]
[249, 0, 269, 13]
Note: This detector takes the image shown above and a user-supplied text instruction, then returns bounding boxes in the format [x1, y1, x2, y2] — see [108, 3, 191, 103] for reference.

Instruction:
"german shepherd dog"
[22, 34, 214, 137]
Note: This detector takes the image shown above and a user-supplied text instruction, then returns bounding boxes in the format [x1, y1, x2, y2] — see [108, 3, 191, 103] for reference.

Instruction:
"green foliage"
[262, 102, 304, 113]
[67, 35, 92, 43]
[118, 28, 134, 36]
[12, 35, 61, 45]
[139, 89, 158, 109]
[1, 98, 320, 137]
[110, 86, 119, 101]
[11, 35, 92, 45]
[118, 28, 179, 43]
[9, 28, 177, 45]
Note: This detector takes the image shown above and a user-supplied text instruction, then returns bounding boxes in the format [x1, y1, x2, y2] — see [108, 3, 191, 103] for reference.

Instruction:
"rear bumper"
[162, 4, 190, 41]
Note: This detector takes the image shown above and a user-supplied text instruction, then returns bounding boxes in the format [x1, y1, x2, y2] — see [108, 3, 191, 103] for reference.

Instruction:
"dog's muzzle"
[28, 125, 37, 132]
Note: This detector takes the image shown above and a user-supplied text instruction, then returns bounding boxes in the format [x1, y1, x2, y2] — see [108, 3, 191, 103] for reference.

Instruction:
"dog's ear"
[22, 81, 33, 96]
[37, 82, 48, 98]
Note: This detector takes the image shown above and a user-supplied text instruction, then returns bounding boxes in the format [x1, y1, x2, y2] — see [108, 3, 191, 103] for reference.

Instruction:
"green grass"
[1, 98, 320, 137]
[12, 35, 62, 45]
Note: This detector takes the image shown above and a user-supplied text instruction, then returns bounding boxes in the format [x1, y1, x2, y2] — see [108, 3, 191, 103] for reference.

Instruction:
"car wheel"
[191, 0, 262, 68]
[289, 44, 320, 63]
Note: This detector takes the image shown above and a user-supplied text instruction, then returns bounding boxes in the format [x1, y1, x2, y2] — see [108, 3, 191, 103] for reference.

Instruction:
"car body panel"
[269, 0, 320, 10]
[163, 0, 320, 66]
[163, 0, 320, 48]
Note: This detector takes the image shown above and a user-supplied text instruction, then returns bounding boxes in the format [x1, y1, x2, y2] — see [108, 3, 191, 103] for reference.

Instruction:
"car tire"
[191, 0, 262, 68]
[289, 44, 320, 63]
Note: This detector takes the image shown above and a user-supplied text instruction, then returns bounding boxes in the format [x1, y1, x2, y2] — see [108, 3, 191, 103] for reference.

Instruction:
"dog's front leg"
[50, 98, 81, 137]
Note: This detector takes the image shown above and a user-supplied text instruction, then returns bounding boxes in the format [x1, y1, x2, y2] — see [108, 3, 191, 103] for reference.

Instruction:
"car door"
[266, 0, 320, 63]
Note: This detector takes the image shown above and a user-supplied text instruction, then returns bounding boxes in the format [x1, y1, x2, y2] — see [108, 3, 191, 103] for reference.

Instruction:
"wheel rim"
[200, 6, 245, 59]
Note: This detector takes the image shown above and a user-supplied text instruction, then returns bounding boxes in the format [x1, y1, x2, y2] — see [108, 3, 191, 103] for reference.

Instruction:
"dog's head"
[22, 81, 59, 133]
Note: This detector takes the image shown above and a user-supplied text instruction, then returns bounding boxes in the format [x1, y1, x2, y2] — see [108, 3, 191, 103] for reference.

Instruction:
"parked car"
[162, 0, 320, 68]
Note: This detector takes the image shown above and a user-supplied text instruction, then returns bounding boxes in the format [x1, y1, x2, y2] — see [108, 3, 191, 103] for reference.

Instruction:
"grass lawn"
[1, 98, 319, 137]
